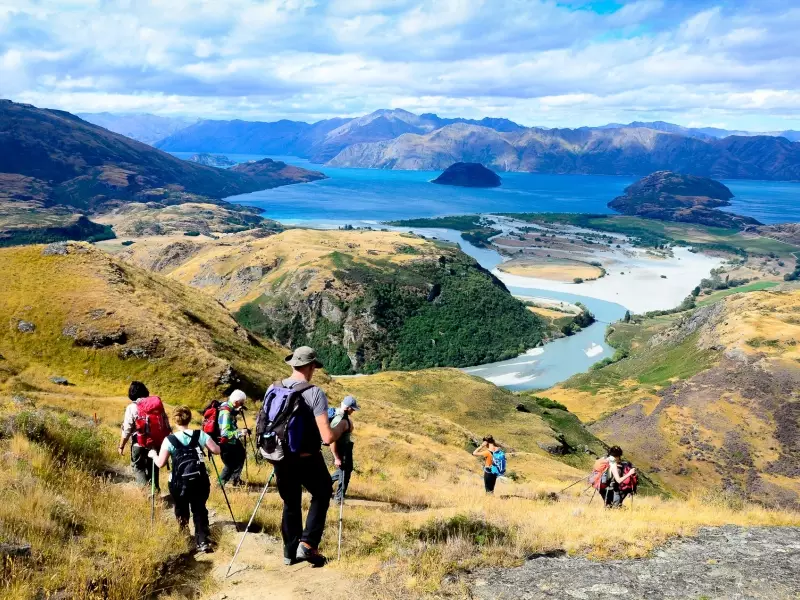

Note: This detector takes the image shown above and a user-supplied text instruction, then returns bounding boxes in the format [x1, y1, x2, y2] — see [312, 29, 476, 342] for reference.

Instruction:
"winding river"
[207, 154, 800, 391]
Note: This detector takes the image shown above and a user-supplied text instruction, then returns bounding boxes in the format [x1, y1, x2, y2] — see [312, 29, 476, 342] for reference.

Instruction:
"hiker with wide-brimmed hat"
[257, 346, 351, 567]
[149, 405, 221, 553]
[217, 389, 250, 487]
[330, 395, 359, 504]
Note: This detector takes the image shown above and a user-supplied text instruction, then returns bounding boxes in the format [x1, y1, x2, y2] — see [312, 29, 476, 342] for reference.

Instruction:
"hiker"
[218, 389, 250, 487]
[149, 406, 220, 553]
[330, 395, 360, 504]
[118, 381, 170, 490]
[473, 435, 506, 494]
[603, 446, 637, 508]
[257, 346, 351, 567]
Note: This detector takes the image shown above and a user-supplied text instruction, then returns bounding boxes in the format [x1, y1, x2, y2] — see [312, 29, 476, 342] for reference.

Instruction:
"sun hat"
[285, 346, 324, 368]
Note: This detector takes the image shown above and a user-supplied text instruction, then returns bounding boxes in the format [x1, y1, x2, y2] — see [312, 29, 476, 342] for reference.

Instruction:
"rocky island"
[432, 162, 501, 188]
[608, 170, 761, 228]
[187, 153, 235, 168]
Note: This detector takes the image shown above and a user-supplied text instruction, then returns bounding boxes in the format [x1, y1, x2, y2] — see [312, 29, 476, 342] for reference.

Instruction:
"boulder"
[50, 376, 69, 386]
[17, 320, 35, 333]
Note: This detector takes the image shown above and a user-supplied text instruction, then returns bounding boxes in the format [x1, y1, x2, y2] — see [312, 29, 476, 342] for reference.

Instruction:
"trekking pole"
[209, 452, 238, 529]
[150, 462, 156, 524]
[226, 470, 275, 578]
[558, 474, 589, 494]
[588, 488, 597, 505]
[240, 413, 261, 465]
[337, 494, 345, 561]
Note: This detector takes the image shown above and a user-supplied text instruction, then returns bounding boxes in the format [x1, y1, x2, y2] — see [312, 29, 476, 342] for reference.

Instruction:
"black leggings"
[169, 478, 211, 545]
[484, 469, 497, 493]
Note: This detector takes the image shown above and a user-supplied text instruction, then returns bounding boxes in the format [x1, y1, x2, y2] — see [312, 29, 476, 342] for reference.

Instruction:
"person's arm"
[206, 436, 221, 456]
[316, 412, 349, 445]
[118, 404, 136, 455]
[473, 442, 488, 457]
[330, 440, 342, 467]
[148, 438, 170, 469]
[610, 463, 635, 483]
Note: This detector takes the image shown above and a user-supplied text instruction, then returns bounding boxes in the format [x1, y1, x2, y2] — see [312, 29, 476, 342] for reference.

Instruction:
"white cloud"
[1, 0, 800, 131]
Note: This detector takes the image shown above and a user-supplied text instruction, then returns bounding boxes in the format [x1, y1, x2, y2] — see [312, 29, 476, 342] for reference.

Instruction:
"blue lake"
[178, 153, 800, 225]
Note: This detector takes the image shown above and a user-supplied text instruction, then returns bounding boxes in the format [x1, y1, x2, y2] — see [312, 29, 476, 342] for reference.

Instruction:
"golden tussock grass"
[0, 407, 184, 600]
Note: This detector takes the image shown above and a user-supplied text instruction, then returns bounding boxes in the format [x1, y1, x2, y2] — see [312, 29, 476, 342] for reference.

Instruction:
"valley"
[3, 101, 800, 600]
[3, 240, 800, 600]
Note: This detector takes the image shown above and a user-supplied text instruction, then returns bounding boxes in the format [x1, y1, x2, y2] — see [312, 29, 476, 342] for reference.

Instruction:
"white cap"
[229, 389, 247, 404]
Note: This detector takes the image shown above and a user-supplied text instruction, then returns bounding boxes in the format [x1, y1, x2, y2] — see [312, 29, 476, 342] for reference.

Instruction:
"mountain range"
[78, 112, 197, 145]
[78, 108, 800, 180]
[0, 100, 324, 211]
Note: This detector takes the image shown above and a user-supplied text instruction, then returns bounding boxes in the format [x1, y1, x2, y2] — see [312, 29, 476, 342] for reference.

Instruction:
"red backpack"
[134, 396, 169, 450]
[618, 461, 638, 493]
[202, 401, 229, 442]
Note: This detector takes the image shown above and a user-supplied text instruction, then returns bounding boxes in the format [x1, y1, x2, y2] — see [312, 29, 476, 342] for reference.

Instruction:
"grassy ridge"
[236, 246, 549, 374]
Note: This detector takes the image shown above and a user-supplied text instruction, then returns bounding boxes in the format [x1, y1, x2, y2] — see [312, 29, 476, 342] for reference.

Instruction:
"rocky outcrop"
[432, 162, 501, 188]
[609, 171, 760, 228]
[471, 526, 800, 600]
[187, 153, 235, 168]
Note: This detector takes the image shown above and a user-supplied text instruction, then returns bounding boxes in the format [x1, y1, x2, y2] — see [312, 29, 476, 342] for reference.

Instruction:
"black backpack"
[168, 430, 207, 497]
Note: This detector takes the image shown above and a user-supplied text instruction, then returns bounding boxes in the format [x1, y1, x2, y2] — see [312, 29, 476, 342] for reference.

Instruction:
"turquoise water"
[185, 153, 800, 224]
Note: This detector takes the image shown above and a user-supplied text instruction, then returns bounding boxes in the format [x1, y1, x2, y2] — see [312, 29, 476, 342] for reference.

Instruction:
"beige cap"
[284, 346, 324, 368]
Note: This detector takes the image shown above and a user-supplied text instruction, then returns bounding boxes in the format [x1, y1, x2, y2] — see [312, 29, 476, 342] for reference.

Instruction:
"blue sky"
[2, 0, 800, 130]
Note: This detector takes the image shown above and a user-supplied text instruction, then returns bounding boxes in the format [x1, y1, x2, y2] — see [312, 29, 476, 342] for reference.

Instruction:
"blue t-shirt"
[165, 429, 210, 456]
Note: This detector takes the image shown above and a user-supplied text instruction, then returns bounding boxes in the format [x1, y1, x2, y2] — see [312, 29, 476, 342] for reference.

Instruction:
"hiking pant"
[604, 486, 629, 508]
[131, 443, 160, 491]
[220, 440, 246, 485]
[484, 469, 497, 494]
[169, 478, 211, 546]
[274, 452, 332, 557]
[331, 443, 354, 502]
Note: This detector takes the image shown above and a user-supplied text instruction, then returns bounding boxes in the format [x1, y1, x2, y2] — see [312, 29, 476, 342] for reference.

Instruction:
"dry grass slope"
[0, 243, 289, 404]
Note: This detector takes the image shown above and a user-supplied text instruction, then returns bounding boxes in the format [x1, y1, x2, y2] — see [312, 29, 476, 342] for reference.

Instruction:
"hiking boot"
[197, 542, 213, 554]
[296, 542, 327, 567]
[283, 556, 297, 566]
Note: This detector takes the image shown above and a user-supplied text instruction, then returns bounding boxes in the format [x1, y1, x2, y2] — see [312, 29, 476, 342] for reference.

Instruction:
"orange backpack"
[589, 457, 611, 491]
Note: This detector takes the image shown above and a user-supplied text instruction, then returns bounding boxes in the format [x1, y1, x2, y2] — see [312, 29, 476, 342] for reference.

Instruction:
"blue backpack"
[255, 381, 316, 462]
[491, 449, 507, 476]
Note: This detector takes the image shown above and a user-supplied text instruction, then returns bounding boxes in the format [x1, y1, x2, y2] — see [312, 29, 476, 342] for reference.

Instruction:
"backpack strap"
[167, 434, 180, 448]
[189, 429, 201, 448]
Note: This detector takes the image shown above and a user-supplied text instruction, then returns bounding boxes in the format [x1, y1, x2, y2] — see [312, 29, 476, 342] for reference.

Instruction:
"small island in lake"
[608, 170, 760, 228]
[187, 153, 236, 168]
[431, 162, 501, 188]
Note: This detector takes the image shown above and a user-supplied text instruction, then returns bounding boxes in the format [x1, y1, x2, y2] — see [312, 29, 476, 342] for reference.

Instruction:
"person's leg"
[299, 453, 333, 549]
[341, 467, 352, 498]
[484, 471, 497, 494]
[274, 460, 303, 560]
[220, 442, 243, 484]
[604, 486, 614, 507]
[190, 480, 212, 548]
[615, 490, 629, 508]
[229, 442, 246, 484]
[131, 444, 149, 485]
[169, 484, 190, 532]
[331, 468, 343, 502]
